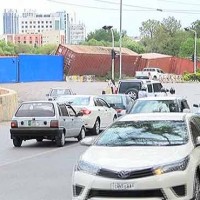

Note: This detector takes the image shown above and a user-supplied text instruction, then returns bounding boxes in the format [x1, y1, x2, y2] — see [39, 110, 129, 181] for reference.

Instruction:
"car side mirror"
[196, 136, 200, 147]
[170, 88, 175, 94]
[80, 136, 96, 146]
[46, 94, 49, 97]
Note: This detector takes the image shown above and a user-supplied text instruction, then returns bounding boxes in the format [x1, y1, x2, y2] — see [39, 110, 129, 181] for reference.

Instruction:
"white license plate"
[28, 120, 40, 126]
[110, 182, 134, 190]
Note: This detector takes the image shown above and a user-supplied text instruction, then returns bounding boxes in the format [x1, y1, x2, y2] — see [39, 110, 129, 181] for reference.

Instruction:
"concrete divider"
[0, 87, 18, 122]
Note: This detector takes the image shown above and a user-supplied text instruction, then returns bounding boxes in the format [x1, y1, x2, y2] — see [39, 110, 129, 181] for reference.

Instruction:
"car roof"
[20, 100, 70, 106]
[137, 96, 186, 101]
[119, 79, 161, 84]
[50, 87, 72, 90]
[118, 113, 192, 122]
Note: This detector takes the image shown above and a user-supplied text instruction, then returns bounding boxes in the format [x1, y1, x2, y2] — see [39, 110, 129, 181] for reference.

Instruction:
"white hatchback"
[73, 113, 200, 200]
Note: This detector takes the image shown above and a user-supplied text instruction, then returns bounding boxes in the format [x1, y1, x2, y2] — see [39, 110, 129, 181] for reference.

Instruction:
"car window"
[190, 121, 200, 144]
[95, 120, 188, 146]
[153, 83, 163, 92]
[15, 102, 55, 117]
[99, 95, 124, 108]
[147, 84, 153, 93]
[51, 89, 71, 96]
[69, 96, 90, 106]
[98, 98, 110, 108]
[95, 99, 103, 107]
[59, 104, 69, 116]
[129, 100, 179, 113]
[66, 105, 76, 116]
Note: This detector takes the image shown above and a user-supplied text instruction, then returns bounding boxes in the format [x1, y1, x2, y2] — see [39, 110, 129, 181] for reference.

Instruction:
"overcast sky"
[1, 0, 200, 36]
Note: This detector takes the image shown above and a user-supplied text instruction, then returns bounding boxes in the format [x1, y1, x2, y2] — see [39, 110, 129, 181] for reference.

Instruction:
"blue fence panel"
[0, 57, 18, 83]
[19, 55, 64, 82]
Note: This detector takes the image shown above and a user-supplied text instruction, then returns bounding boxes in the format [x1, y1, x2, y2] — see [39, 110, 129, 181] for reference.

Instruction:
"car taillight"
[11, 120, 18, 128]
[116, 109, 126, 115]
[80, 108, 91, 115]
[50, 120, 59, 128]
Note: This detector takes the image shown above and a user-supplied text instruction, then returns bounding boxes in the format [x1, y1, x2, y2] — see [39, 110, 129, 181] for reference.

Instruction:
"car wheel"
[92, 119, 100, 135]
[77, 127, 86, 141]
[13, 137, 22, 147]
[193, 174, 200, 200]
[55, 132, 65, 147]
[125, 88, 138, 100]
[36, 138, 43, 142]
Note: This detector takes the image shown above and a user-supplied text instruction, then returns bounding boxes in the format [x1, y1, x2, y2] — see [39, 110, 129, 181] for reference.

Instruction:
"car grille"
[86, 189, 165, 199]
[98, 167, 154, 179]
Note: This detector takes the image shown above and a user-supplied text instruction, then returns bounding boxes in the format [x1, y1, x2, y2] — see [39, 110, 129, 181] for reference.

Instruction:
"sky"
[1, 0, 200, 37]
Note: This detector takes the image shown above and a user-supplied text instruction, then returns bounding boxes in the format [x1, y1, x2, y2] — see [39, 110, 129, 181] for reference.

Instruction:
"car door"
[94, 98, 107, 128]
[58, 104, 73, 137]
[66, 104, 82, 137]
[98, 98, 114, 126]
[146, 83, 154, 97]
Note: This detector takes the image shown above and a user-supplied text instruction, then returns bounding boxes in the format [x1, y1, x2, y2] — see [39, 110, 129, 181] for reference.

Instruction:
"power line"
[157, 0, 200, 6]
[46, 0, 200, 14]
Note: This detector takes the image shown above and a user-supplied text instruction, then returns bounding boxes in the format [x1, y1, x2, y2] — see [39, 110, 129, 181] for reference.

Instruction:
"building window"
[30, 21, 32, 24]
[22, 21, 24, 24]
[25, 21, 27, 24]
[46, 21, 48, 23]
[30, 26, 32, 28]
[41, 21, 44, 24]
[38, 21, 40, 24]
[38, 25, 40, 28]
[22, 26, 24, 28]
[46, 25, 48, 28]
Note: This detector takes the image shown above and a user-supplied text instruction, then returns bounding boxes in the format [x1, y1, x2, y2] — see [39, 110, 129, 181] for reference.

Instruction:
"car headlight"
[75, 160, 101, 175]
[154, 156, 189, 175]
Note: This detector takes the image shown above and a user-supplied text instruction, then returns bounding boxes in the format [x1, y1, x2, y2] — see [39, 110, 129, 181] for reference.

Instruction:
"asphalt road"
[1, 81, 200, 200]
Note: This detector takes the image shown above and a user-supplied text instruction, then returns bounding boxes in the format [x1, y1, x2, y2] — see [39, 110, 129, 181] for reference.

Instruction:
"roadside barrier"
[159, 74, 184, 83]
[0, 88, 18, 122]
[66, 75, 95, 82]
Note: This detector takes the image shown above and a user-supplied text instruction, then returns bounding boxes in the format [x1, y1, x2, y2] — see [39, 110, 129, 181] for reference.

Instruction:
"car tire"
[125, 88, 138, 100]
[77, 127, 86, 141]
[55, 132, 65, 147]
[193, 174, 200, 200]
[91, 119, 100, 135]
[13, 137, 22, 147]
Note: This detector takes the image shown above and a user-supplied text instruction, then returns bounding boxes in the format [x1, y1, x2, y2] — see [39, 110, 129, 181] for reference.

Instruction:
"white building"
[18, 9, 70, 44]
[42, 30, 65, 45]
[70, 23, 86, 44]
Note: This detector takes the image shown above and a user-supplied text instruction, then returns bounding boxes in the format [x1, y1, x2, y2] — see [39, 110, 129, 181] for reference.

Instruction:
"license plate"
[28, 120, 40, 126]
[110, 182, 134, 190]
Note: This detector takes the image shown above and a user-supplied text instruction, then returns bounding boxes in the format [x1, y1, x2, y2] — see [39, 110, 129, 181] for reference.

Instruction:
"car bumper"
[72, 169, 193, 200]
[10, 128, 63, 139]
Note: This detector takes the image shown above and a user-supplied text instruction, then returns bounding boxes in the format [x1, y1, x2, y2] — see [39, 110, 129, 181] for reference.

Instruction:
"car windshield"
[95, 120, 188, 146]
[119, 82, 141, 93]
[99, 95, 126, 109]
[50, 89, 71, 96]
[15, 102, 55, 117]
[129, 100, 179, 113]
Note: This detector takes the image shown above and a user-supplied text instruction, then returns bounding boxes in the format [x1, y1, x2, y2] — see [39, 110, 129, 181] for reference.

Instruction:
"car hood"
[81, 144, 191, 170]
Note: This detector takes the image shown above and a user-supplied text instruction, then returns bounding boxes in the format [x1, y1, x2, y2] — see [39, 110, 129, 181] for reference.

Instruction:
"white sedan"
[56, 95, 118, 135]
[73, 113, 200, 200]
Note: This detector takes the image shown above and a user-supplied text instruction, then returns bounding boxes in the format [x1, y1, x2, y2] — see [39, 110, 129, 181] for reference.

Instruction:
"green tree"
[191, 20, 200, 38]
[34, 44, 57, 54]
[86, 28, 121, 42]
[139, 19, 160, 39]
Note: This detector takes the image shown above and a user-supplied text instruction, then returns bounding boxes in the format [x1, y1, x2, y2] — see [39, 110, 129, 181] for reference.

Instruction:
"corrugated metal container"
[56, 44, 140, 77]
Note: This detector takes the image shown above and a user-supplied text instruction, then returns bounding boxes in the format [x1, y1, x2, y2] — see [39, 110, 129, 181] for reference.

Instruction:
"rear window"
[15, 102, 55, 117]
[118, 81, 141, 93]
[50, 89, 71, 96]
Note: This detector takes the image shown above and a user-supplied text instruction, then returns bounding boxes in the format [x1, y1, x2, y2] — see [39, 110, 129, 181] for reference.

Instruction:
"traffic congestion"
[2, 78, 200, 200]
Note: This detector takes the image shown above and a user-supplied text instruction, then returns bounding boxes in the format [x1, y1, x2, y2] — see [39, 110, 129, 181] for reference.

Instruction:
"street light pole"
[184, 27, 197, 73]
[102, 25, 115, 81]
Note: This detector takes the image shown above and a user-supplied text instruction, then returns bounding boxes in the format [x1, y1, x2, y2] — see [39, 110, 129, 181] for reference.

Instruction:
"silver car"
[10, 101, 85, 147]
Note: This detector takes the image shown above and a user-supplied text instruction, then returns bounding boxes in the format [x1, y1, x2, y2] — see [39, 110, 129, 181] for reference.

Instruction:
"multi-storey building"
[70, 22, 86, 44]
[3, 9, 19, 34]
[18, 9, 70, 44]
[42, 30, 65, 45]
[15, 34, 42, 46]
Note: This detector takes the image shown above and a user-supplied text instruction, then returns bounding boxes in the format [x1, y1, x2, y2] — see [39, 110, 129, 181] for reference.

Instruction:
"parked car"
[56, 95, 118, 135]
[10, 101, 85, 147]
[135, 67, 165, 80]
[73, 113, 200, 200]
[98, 94, 135, 117]
[46, 87, 75, 101]
[117, 79, 171, 100]
[128, 96, 190, 113]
